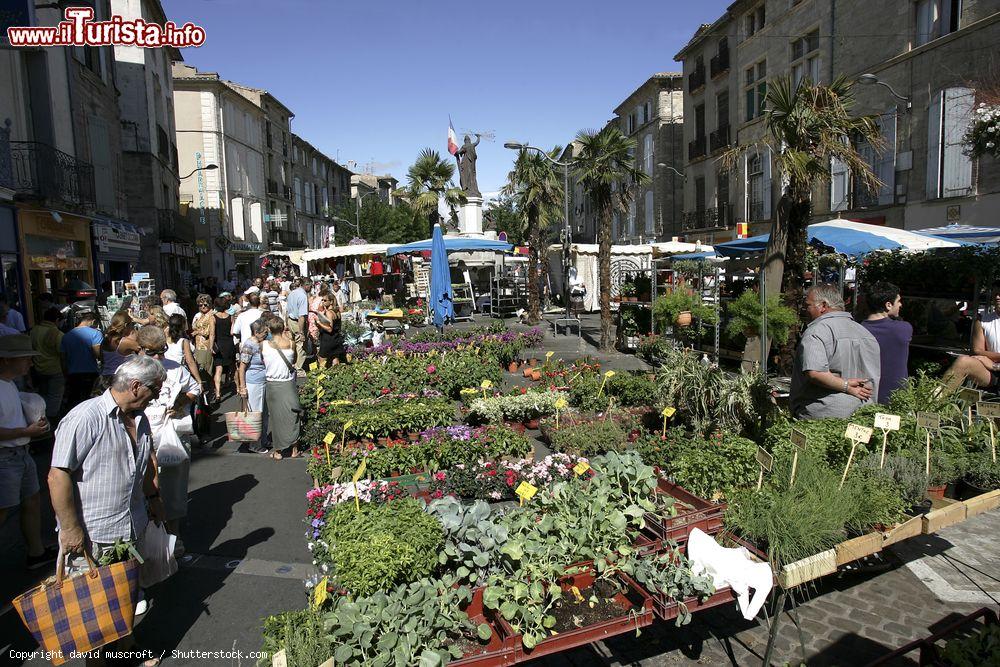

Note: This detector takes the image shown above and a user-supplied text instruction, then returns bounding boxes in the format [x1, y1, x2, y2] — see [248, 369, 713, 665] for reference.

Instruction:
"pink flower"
[426, 365, 437, 374]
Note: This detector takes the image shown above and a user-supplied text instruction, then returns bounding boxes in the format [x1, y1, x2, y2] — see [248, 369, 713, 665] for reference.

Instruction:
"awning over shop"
[386, 237, 512, 256]
[302, 244, 392, 262]
[913, 224, 1000, 244]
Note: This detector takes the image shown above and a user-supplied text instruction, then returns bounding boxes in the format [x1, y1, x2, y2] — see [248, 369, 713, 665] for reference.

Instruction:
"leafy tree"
[502, 147, 563, 325]
[483, 194, 526, 244]
[395, 149, 467, 236]
[721, 76, 882, 369]
[330, 198, 425, 246]
[574, 126, 649, 350]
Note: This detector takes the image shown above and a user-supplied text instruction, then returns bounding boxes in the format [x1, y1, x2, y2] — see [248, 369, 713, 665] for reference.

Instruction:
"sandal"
[288, 448, 302, 458]
[271, 451, 283, 461]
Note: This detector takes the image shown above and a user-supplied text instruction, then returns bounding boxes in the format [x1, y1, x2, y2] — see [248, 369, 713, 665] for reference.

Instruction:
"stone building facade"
[291, 135, 338, 249]
[676, 0, 1000, 242]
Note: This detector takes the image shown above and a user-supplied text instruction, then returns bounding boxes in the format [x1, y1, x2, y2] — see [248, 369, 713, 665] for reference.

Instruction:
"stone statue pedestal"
[459, 196, 483, 236]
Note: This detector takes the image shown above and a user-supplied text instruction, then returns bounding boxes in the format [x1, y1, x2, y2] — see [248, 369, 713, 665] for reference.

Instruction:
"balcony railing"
[688, 136, 707, 160]
[710, 49, 730, 78]
[709, 125, 731, 153]
[158, 208, 194, 242]
[272, 228, 305, 248]
[688, 66, 706, 93]
[748, 200, 766, 223]
[0, 120, 12, 190]
[9, 141, 96, 209]
[682, 203, 734, 232]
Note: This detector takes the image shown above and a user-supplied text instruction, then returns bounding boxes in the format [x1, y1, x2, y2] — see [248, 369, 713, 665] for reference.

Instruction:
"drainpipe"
[216, 87, 230, 275]
[829, 0, 836, 83]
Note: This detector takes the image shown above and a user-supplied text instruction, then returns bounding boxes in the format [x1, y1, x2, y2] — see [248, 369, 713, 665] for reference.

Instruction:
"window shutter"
[942, 87, 974, 198]
[762, 148, 772, 220]
[645, 190, 654, 234]
[926, 90, 943, 199]
[877, 110, 897, 205]
[232, 197, 245, 239]
[830, 156, 849, 211]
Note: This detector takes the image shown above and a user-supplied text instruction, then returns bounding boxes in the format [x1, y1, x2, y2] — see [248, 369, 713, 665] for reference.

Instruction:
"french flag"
[447, 117, 459, 156]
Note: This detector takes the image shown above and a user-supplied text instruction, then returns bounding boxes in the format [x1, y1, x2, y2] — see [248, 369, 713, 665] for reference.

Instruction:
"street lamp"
[179, 163, 218, 180]
[504, 140, 573, 318]
[856, 74, 912, 110]
[355, 189, 381, 238]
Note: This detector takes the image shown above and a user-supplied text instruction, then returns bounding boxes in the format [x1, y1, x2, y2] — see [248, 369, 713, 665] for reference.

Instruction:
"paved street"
[2, 318, 998, 666]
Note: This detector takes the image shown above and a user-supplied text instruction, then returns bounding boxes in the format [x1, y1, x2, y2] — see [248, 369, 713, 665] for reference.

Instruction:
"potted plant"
[959, 455, 1000, 499]
[618, 308, 641, 350]
[634, 274, 652, 302]
[653, 287, 717, 334]
[725, 290, 799, 345]
[619, 280, 638, 302]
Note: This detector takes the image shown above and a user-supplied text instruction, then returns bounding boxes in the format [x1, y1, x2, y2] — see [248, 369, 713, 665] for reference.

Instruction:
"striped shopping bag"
[13, 551, 140, 665]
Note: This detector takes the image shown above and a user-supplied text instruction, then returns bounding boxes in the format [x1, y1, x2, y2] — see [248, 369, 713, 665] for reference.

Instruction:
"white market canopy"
[301, 244, 393, 263]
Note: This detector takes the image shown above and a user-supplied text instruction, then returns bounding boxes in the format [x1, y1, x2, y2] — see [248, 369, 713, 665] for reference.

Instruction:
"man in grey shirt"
[284, 277, 310, 371]
[790, 284, 881, 419]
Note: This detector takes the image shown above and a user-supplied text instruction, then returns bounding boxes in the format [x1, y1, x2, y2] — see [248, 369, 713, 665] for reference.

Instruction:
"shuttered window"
[927, 87, 974, 199]
[644, 134, 654, 174]
[644, 190, 654, 234]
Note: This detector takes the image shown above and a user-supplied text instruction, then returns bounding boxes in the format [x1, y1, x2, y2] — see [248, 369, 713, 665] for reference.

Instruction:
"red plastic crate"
[644, 477, 726, 544]
[451, 587, 517, 667]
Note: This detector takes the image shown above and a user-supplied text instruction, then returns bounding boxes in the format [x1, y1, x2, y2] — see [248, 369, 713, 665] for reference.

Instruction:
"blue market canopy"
[913, 224, 1000, 244]
[671, 250, 721, 261]
[709, 219, 968, 258]
[386, 236, 513, 256]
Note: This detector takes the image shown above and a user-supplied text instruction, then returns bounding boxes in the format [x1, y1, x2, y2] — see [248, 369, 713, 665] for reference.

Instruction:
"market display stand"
[490, 276, 526, 318]
[866, 606, 998, 666]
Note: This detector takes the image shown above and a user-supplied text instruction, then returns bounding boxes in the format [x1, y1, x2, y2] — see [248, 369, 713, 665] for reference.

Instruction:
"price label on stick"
[323, 432, 336, 446]
[352, 457, 367, 511]
[313, 577, 329, 609]
[515, 481, 538, 505]
[756, 447, 774, 471]
[916, 412, 940, 430]
[317, 374, 327, 383]
[873, 413, 901, 431]
[480, 379, 493, 389]
[309, 362, 318, 372]
[661, 407, 677, 418]
[958, 388, 983, 405]
[545, 351, 554, 361]
[978, 402, 1000, 419]
[554, 398, 568, 410]
[790, 428, 808, 451]
[844, 423, 874, 444]
[316, 387, 326, 398]
[573, 461, 591, 476]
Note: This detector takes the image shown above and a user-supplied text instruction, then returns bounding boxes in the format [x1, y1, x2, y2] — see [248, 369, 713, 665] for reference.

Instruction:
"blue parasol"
[429, 224, 454, 328]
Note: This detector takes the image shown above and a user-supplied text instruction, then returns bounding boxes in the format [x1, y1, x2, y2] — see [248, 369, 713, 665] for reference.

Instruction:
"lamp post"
[856, 74, 912, 110]
[504, 141, 573, 319]
[179, 163, 218, 180]
[355, 189, 381, 239]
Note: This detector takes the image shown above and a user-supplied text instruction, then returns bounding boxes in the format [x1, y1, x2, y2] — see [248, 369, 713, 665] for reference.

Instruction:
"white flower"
[988, 142, 996, 149]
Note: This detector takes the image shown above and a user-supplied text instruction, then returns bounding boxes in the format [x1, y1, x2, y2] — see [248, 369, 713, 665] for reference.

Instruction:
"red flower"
[426, 365, 437, 374]
[381, 387, 390, 395]
[318, 407, 327, 414]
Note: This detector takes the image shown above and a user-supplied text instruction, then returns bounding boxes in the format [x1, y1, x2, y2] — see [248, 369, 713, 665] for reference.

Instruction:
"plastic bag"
[19, 392, 47, 424]
[140, 521, 177, 587]
[155, 423, 190, 467]
[172, 414, 194, 436]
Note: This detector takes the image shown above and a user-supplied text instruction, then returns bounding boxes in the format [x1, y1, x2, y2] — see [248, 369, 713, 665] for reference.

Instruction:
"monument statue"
[456, 134, 481, 198]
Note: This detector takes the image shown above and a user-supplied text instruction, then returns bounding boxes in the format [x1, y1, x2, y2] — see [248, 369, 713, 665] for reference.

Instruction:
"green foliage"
[858, 246, 1000, 297]
[940, 621, 1000, 667]
[259, 609, 329, 667]
[427, 498, 509, 586]
[652, 286, 718, 341]
[323, 576, 484, 666]
[964, 454, 1000, 489]
[666, 433, 760, 501]
[636, 334, 675, 364]
[548, 419, 627, 457]
[855, 454, 927, 507]
[303, 397, 454, 449]
[629, 545, 716, 626]
[314, 499, 443, 596]
[566, 370, 657, 412]
[484, 194, 527, 244]
[468, 390, 564, 423]
[655, 347, 772, 438]
[725, 290, 800, 345]
[331, 198, 426, 246]
[844, 471, 907, 532]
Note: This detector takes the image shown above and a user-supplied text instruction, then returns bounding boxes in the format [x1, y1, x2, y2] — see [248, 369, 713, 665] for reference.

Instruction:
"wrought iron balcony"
[688, 66, 706, 93]
[9, 141, 96, 209]
[158, 208, 194, 242]
[710, 49, 730, 78]
[709, 125, 731, 153]
[681, 203, 734, 232]
[688, 136, 707, 160]
[272, 228, 305, 248]
[0, 120, 12, 191]
[748, 200, 766, 223]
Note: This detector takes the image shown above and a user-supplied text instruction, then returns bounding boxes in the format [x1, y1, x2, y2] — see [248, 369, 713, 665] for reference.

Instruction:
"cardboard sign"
[515, 481, 538, 502]
[844, 424, 873, 444]
[313, 578, 329, 608]
[916, 412, 941, 430]
[873, 413, 901, 431]
[941, 373, 965, 393]
[790, 428, 808, 450]
[978, 402, 1000, 419]
[323, 432, 336, 446]
[661, 407, 677, 418]
[480, 379, 493, 389]
[958, 388, 983, 405]
[309, 362, 319, 372]
[573, 461, 591, 476]
[756, 447, 774, 472]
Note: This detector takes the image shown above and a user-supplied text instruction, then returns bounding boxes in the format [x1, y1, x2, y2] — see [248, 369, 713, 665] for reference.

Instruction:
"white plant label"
[873, 413, 901, 431]
[844, 423, 873, 444]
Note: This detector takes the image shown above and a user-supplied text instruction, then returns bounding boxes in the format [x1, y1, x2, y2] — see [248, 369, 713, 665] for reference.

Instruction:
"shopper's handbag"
[193, 393, 211, 435]
[12, 549, 140, 665]
[140, 521, 178, 588]
[224, 398, 263, 442]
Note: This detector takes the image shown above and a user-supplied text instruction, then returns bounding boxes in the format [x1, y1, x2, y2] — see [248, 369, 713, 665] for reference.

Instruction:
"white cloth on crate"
[686, 528, 773, 621]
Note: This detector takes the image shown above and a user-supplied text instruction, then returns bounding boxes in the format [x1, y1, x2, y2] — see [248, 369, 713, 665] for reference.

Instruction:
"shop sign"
[230, 241, 263, 253]
[93, 223, 140, 248]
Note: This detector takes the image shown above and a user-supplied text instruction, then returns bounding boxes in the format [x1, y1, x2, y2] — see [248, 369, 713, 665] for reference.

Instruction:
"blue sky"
[171, 0, 729, 198]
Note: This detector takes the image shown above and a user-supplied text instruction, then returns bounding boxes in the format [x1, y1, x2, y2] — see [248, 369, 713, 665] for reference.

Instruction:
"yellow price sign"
[570, 585, 584, 603]
[598, 370, 616, 396]
[312, 577, 329, 609]
[480, 379, 493, 389]
[341, 419, 354, 453]
[545, 351, 554, 360]
[317, 373, 327, 383]
[352, 457, 367, 511]
[605, 370, 616, 378]
[309, 362, 318, 371]
[661, 407, 676, 418]
[323, 432, 336, 446]
[316, 387, 326, 398]
[554, 398, 568, 410]
[515, 481, 538, 505]
[573, 461, 591, 476]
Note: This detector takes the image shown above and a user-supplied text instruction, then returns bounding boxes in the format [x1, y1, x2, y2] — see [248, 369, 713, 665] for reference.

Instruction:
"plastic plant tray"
[644, 477, 726, 544]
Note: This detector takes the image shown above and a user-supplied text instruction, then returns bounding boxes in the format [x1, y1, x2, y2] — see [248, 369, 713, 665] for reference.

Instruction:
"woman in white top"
[261, 317, 301, 460]
[166, 314, 203, 388]
[944, 284, 1000, 389]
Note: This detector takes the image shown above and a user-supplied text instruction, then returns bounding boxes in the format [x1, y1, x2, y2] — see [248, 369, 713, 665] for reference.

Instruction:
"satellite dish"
[498, 232, 507, 242]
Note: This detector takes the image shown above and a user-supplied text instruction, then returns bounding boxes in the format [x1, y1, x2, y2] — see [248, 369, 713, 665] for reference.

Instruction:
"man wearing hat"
[0, 335, 56, 569]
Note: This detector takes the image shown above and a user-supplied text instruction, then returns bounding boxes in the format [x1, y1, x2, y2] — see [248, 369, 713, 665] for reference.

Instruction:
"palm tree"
[502, 147, 563, 325]
[396, 149, 467, 235]
[721, 75, 882, 367]
[574, 126, 650, 350]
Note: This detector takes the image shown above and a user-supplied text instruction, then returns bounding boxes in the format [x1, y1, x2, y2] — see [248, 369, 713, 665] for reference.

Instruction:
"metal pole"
[761, 588, 787, 666]
[563, 163, 571, 321]
[761, 265, 768, 377]
[714, 266, 720, 362]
